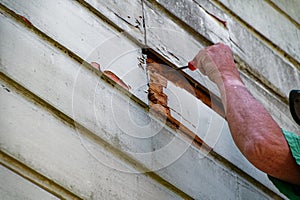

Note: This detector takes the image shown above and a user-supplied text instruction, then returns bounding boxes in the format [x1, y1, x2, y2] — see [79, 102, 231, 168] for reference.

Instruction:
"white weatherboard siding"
[1, 0, 299, 199]
[0, 81, 180, 200]
[2, 0, 298, 132]
[0, 0, 144, 58]
[0, 165, 59, 200]
[0, 12, 279, 199]
[218, 0, 300, 62]
[270, 0, 300, 24]
[0, 0, 148, 103]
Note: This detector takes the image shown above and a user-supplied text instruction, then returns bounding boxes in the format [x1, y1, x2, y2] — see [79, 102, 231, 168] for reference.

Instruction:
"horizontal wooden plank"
[1, 0, 118, 59]
[0, 165, 59, 200]
[0, 151, 83, 199]
[0, 12, 161, 173]
[153, 0, 300, 99]
[217, 0, 300, 62]
[0, 80, 275, 199]
[0, 0, 148, 103]
[0, 81, 182, 200]
[0, 12, 281, 198]
[82, 0, 145, 43]
[0, 0, 144, 56]
[3, 0, 297, 135]
[270, 0, 300, 24]
[2, 0, 298, 130]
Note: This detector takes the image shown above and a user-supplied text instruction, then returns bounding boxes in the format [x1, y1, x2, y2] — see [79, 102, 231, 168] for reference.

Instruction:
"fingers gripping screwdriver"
[176, 62, 197, 71]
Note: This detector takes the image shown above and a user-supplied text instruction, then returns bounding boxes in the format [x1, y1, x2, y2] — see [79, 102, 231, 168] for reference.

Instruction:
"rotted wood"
[146, 49, 225, 151]
[145, 50, 225, 118]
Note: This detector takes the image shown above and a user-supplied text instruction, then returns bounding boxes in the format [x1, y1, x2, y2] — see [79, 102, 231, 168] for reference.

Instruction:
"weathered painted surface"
[0, 81, 275, 200]
[1, 0, 148, 103]
[0, 9, 281, 199]
[83, 0, 145, 44]
[270, 0, 300, 24]
[1, 0, 298, 199]
[0, 165, 59, 200]
[218, 0, 300, 62]
[0, 81, 182, 199]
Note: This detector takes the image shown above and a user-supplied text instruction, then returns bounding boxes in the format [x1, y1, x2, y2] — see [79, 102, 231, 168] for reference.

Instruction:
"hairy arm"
[192, 43, 300, 185]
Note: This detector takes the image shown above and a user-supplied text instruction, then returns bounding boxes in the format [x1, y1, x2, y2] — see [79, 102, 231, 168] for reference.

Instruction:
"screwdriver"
[175, 62, 197, 71]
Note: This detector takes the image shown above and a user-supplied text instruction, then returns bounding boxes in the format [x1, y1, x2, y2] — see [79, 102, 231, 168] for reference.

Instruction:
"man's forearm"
[192, 43, 300, 185]
[220, 80, 300, 185]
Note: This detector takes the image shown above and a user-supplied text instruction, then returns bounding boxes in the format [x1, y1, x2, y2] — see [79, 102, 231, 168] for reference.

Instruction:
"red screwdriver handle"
[188, 62, 197, 71]
[173, 62, 197, 71]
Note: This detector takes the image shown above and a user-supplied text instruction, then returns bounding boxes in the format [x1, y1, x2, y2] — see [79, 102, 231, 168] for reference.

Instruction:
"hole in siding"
[143, 49, 224, 117]
[143, 48, 225, 149]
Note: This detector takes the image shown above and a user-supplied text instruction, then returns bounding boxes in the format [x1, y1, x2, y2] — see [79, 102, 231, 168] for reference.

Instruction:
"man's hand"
[191, 43, 243, 88]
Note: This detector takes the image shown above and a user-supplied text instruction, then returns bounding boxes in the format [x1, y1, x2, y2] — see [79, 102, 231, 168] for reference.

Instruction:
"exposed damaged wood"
[148, 71, 170, 116]
[16, 14, 32, 26]
[91, 62, 131, 91]
[146, 50, 225, 150]
[146, 50, 225, 118]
